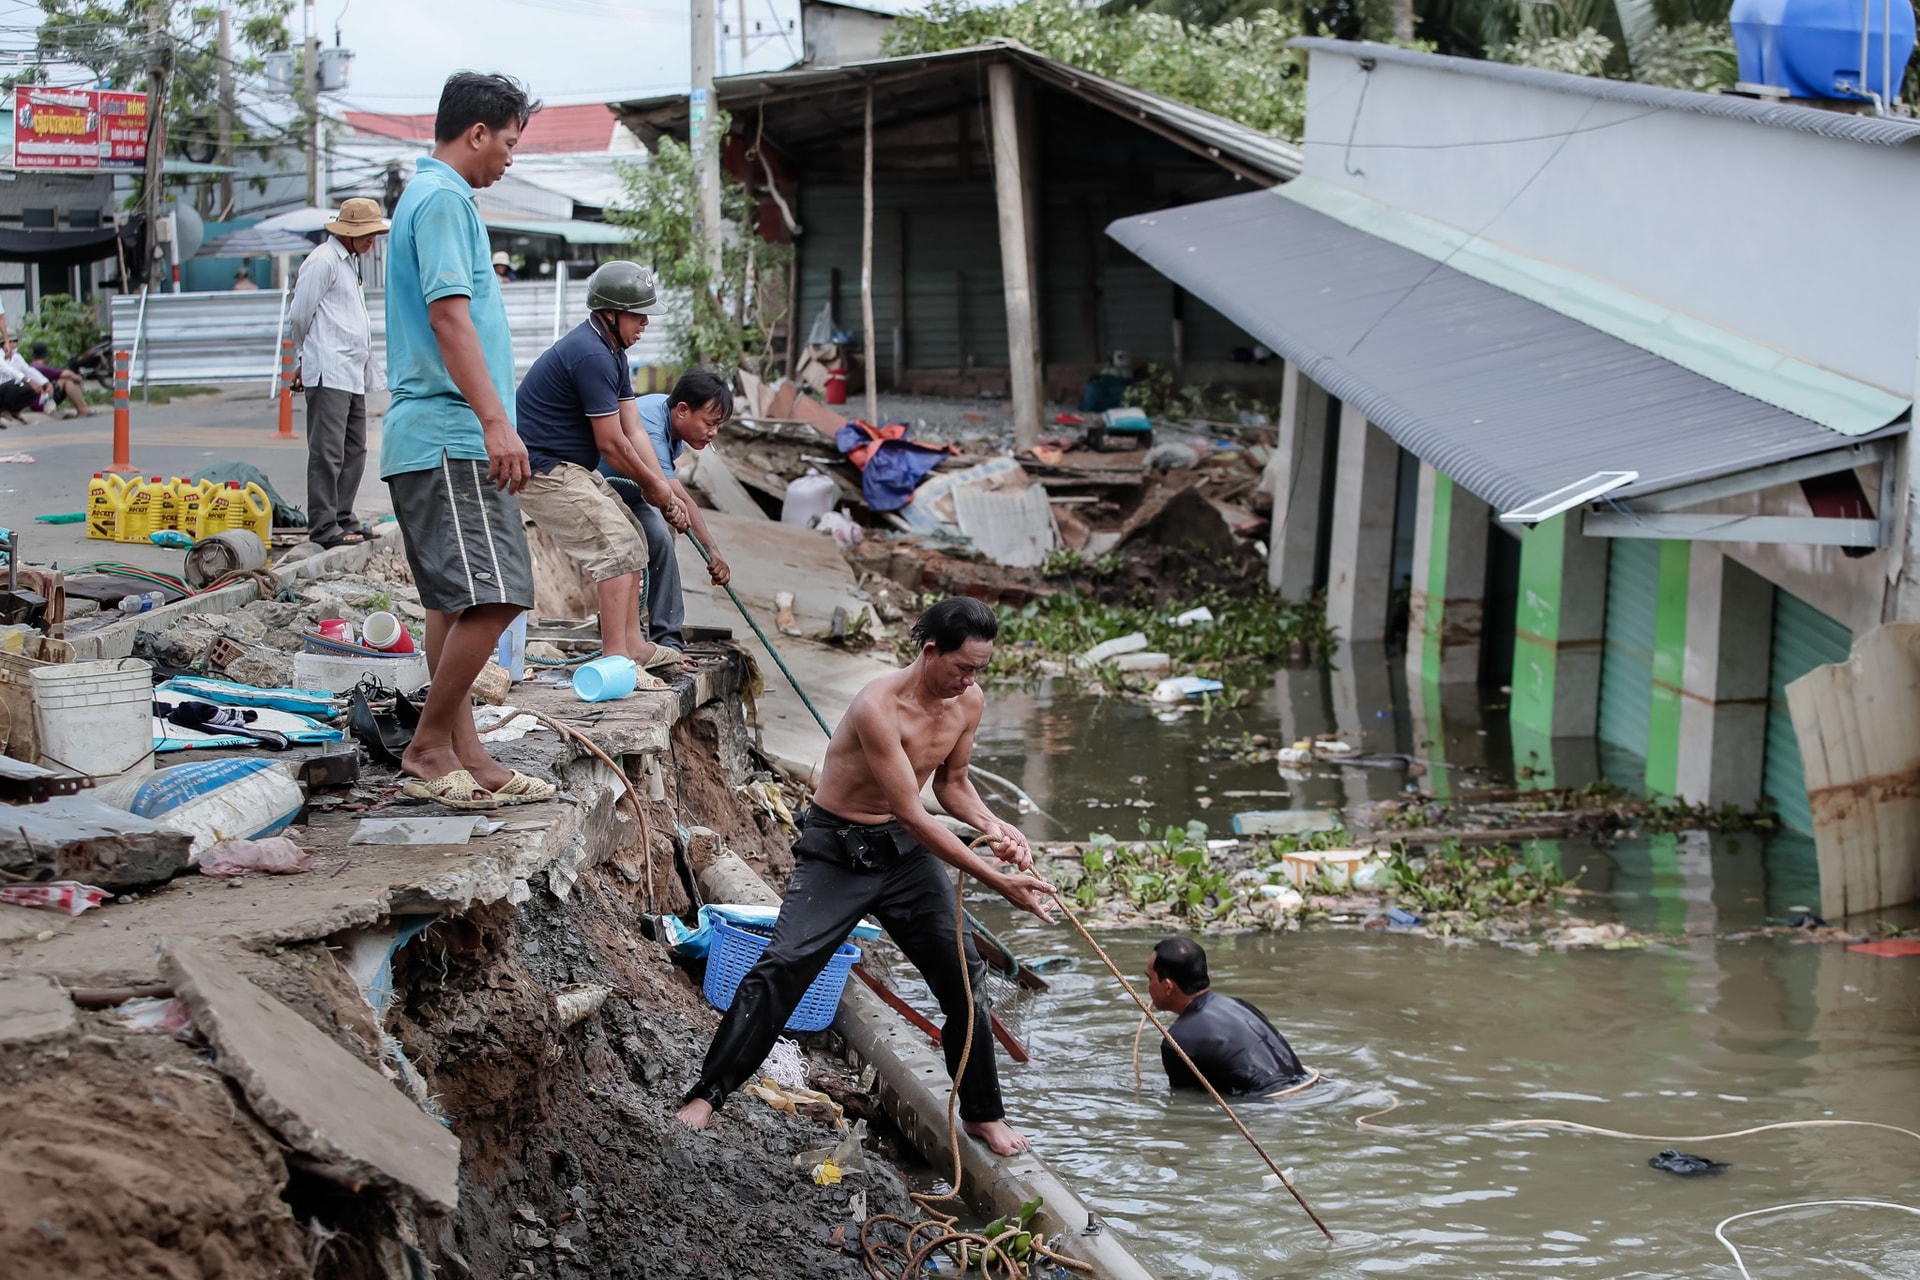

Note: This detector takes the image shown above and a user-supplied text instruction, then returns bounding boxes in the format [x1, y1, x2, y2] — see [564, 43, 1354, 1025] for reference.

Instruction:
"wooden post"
[988, 61, 1041, 452]
[861, 80, 878, 429]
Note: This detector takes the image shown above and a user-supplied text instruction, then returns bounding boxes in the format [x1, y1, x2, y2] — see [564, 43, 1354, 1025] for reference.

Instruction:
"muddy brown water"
[940, 671, 1920, 1277]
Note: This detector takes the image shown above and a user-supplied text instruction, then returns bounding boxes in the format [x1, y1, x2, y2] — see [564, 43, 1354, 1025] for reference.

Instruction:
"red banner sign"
[14, 88, 148, 172]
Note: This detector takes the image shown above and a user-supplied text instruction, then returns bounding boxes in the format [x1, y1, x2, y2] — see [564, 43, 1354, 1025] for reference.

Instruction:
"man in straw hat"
[290, 195, 389, 549]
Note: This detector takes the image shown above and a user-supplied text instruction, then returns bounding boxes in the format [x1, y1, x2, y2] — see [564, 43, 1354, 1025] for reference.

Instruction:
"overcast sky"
[307, 0, 924, 111]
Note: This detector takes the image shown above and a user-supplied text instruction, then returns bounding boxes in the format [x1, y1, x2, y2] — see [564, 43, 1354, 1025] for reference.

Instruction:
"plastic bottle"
[87, 473, 124, 541]
[117, 590, 165, 613]
[118, 477, 162, 544]
[203, 481, 239, 537]
[234, 481, 272, 538]
[179, 479, 205, 540]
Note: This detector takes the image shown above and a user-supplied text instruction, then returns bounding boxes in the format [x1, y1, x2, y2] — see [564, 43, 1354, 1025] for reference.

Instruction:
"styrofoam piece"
[1112, 651, 1171, 675]
[1079, 633, 1148, 667]
[293, 649, 430, 695]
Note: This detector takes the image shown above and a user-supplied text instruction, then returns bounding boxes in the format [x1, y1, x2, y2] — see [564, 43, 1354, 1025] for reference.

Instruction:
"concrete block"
[165, 939, 460, 1211]
[0, 794, 194, 889]
[0, 972, 76, 1046]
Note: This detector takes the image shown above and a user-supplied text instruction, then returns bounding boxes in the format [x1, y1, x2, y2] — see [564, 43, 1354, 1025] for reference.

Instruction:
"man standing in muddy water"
[676, 597, 1054, 1155]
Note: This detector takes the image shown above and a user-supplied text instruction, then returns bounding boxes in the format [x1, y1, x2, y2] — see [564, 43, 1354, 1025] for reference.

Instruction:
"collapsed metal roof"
[1292, 38, 1920, 149]
[610, 40, 1303, 184]
[1108, 189, 1906, 514]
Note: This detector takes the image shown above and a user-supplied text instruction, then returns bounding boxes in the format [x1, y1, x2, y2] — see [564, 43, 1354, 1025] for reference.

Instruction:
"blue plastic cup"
[572, 655, 637, 701]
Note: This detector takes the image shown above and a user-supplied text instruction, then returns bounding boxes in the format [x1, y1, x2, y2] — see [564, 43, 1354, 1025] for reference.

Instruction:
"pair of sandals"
[401, 767, 554, 811]
[632, 643, 685, 692]
[314, 526, 369, 549]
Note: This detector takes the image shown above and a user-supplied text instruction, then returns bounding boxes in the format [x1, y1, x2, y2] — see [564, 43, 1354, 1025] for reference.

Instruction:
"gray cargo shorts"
[387, 453, 535, 613]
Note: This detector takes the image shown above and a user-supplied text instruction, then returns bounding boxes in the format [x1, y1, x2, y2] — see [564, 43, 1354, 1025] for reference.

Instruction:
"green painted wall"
[1765, 591, 1853, 834]
[1509, 513, 1570, 740]
[1644, 540, 1692, 796]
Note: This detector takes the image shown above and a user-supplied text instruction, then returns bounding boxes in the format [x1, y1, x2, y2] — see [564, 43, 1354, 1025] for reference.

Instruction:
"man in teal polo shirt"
[381, 71, 551, 811]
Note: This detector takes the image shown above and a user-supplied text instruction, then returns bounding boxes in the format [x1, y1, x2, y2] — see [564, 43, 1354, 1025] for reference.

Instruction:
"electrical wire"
[1715, 1200, 1920, 1280]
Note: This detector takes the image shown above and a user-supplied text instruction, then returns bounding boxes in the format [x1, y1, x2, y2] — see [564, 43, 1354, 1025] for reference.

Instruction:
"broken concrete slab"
[164, 939, 461, 1211]
[0, 972, 77, 1045]
[681, 447, 770, 521]
[0, 794, 194, 889]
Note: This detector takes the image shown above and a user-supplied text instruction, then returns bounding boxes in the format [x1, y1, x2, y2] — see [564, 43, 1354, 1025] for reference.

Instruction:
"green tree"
[884, 0, 1310, 137]
[609, 116, 794, 375]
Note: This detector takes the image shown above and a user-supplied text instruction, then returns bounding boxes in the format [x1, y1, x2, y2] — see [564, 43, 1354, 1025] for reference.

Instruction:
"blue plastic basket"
[702, 913, 861, 1032]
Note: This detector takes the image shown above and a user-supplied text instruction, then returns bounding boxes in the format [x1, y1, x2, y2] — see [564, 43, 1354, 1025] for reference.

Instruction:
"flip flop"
[492, 771, 557, 805]
[401, 769, 499, 811]
[642, 644, 685, 673]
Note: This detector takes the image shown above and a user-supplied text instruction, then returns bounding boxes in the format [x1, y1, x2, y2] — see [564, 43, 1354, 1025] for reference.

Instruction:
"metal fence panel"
[112, 278, 684, 388]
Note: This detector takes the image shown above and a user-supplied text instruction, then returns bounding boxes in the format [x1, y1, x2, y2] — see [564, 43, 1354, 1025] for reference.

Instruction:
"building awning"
[483, 217, 632, 246]
[0, 224, 129, 267]
[1107, 190, 1908, 516]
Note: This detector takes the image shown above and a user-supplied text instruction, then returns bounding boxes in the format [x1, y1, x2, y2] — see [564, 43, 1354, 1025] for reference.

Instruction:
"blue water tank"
[1732, 0, 1916, 102]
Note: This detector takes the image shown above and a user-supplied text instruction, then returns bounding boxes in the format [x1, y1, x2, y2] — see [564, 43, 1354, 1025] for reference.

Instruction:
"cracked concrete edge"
[697, 854, 1161, 1280]
[164, 936, 462, 1211]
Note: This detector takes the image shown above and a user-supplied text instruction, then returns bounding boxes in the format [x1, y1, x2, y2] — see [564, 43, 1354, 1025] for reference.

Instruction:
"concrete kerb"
[699, 854, 1161, 1280]
[67, 524, 407, 661]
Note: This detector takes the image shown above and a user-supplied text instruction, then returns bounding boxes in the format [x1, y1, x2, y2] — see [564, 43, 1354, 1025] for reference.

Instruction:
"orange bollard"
[275, 338, 295, 440]
[105, 349, 138, 474]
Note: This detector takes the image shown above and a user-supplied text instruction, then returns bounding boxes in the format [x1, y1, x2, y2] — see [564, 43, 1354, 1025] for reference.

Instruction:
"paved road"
[0, 385, 392, 574]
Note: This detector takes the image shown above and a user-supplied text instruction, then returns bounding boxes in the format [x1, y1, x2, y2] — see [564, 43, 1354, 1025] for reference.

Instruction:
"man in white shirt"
[0, 336, 49, 424]
[290, 197, 389, 548]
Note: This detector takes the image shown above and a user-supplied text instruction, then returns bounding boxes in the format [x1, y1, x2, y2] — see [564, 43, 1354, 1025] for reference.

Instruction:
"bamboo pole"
[861, 80, 879, 429]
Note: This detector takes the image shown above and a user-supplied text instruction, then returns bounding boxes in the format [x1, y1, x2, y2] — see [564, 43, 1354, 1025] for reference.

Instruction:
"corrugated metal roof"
[1292, 38, 1920, 148]
[610, 40, 1302, 182]
[1107, 191, 1908, 514]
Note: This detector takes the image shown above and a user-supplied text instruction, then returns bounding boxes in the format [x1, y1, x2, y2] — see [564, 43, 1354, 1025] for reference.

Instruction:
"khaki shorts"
[516, 462, 648, 582]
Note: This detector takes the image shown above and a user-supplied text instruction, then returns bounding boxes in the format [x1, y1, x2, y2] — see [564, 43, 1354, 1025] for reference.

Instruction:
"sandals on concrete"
[401, 769, 499, 811]
[641, 644, 685, 674]
[491, 771, 557, 805]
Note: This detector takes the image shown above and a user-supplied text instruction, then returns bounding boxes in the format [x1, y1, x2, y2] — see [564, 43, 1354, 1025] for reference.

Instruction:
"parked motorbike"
[69, 339, 113, 390]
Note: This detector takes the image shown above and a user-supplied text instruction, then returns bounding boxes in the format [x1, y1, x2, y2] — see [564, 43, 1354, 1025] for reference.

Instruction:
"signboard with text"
[14, 88, 148, 172]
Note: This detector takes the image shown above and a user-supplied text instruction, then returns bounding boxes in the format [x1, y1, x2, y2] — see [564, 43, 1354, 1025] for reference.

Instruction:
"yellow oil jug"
[233, 481, 272, 539]
[117, 476, 163, 544]
[87, 473, 126, 541]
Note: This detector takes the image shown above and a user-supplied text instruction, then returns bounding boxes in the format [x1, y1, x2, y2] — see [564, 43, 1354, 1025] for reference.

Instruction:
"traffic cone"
[105, 349, 138, 474]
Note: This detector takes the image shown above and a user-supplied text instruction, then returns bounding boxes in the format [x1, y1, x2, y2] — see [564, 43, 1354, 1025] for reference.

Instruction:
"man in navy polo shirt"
[516, 260, 688, 675]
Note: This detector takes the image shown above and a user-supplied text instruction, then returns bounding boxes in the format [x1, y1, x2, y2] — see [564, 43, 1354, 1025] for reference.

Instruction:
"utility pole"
[303, 0, 321, 207]
[738, 0, 747, 70]
[142, 0, 171, 290]
[690, 0, 722, 276]
[216, 2, 234, 219]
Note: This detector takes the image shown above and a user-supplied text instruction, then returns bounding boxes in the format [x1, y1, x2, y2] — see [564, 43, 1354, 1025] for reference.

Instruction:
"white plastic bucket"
[31, 657, 154, 776]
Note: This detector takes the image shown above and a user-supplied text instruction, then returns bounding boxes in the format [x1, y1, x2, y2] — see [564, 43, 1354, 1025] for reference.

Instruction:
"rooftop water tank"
[1731, 0, 1916, 103]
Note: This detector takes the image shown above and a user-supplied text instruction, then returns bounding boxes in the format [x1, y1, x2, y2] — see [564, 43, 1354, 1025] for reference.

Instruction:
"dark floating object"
[1649, 1149, 1728, 1176]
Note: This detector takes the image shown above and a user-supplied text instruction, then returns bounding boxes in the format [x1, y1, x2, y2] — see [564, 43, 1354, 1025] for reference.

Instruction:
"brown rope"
[861, 839, 1091, 1277]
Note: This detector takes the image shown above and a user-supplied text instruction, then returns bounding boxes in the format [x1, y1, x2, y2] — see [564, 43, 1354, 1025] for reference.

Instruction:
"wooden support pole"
[987, 61, 1041, 452]
[861, 80, 878, 429]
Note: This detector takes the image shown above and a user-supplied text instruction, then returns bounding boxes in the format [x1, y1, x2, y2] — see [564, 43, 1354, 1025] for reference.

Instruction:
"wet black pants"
[686, 846, 1003, 1122]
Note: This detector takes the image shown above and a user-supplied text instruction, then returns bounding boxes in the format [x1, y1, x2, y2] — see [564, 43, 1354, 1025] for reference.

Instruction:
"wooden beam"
[988, 61, 1041, 452]
[861, 80, 879, 429]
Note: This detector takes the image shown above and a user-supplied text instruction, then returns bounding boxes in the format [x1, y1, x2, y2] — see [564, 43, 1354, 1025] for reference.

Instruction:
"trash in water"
[1151, 675, 1224, 703]
[1112, 650, 1171, 676]
[1171, 606, 1214, 627]
[1648, 1149, 1727, 1176]
[1077, 632, 1148, 667]
[1230, 809, 1341, 837]
[197, 836, 313, 877]
[1386, 906, 1421, 927]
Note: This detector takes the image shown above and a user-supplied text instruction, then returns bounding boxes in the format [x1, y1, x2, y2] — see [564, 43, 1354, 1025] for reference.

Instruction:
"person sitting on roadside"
[28, 341, 93, 418]
[0, 337, 51, 423]
[232, 265, 261, 291]
[1147, 936, 1310, 1098]
[514, 260, 687, 677]
[491, 251, 516, 283]
[601, 369, 734, 654]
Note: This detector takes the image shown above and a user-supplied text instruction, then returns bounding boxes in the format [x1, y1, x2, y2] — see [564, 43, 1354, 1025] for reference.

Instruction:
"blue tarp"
[835, 422, 950, 512]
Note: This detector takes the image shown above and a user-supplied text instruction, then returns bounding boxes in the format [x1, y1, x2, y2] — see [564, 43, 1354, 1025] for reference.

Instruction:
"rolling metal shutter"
[1765, 591, 1852, 835]
[1598, 538, 1660, 756]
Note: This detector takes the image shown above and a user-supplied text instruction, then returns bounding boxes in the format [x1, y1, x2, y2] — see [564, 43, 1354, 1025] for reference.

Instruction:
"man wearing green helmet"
[515, 259, 690, 678]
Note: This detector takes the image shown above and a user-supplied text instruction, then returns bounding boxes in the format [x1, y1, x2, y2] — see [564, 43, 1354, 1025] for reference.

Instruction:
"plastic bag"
[0, 880, 109, 916]
[197, 836, 313, 877]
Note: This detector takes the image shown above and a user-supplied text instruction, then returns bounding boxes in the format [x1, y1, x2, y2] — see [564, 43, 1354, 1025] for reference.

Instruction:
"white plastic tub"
[31, 657, 155, 776]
